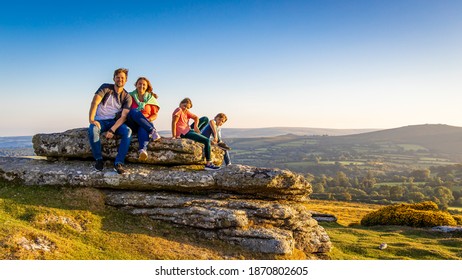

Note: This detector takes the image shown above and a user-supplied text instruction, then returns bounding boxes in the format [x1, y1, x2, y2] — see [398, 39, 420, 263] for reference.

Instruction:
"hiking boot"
[94, 159, 104, 171]
[204, 163, 221, 171]
[217, 142, 231, 150]
[151, 130, 161, 141]
[114, 163, 126, 174]
[139, 149, 148, 161]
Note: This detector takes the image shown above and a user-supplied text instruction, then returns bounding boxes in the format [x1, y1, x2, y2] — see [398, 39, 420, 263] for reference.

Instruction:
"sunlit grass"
[0, 181, 291, 260]
[1, 182, 460, 260]
[305, 199, 462, 260]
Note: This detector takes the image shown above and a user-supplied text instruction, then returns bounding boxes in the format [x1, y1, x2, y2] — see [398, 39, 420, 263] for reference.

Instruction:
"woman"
[126, 77, 161, 161]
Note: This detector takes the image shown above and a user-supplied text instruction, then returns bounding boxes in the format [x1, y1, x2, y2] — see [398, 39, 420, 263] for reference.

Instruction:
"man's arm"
[106, 108, 130, 139]
[89, 95, 103, 129]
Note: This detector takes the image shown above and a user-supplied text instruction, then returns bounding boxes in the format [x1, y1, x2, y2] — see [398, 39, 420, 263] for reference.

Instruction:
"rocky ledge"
[0, 129, 332, 257]
[0, 158, 310, 201]
[33, 128, 225, 165]
[105, 191, 331, 254]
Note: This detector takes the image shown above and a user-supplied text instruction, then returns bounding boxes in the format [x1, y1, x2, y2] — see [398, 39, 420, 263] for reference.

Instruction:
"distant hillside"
[159, 127, 377, 138]
[0, 136, 32, 148]
[226, 124, 462, 177]
[333, 124, 462, 159]
[215, 127, 377, 138]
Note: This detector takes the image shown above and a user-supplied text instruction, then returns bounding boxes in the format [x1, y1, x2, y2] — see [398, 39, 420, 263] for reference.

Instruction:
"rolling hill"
[332, 124, 462, 160]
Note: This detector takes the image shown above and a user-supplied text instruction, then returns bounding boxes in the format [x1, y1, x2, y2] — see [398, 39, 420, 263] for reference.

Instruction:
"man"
[88, 68, 132, 174]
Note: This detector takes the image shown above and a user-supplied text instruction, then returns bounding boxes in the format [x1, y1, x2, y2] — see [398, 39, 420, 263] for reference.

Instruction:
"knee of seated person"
[118, 125, 132, 138]
[89, 124, 100, 134]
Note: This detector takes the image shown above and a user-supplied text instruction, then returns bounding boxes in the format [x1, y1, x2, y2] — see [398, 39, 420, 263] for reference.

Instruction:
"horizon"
[0, 122, 459, 138]
[1, 1, 462, 136]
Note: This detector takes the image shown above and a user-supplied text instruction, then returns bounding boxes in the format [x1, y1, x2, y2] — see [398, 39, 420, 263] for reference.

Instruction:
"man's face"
[113, 72, 127, 88]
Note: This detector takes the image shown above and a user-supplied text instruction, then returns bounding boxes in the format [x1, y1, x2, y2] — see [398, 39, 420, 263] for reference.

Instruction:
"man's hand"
[90, 120, 101, 129]
[105, 129, 115, 139]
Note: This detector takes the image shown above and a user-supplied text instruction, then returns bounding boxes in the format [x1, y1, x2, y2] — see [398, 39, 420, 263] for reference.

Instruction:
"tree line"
[307, 164, 462, 210]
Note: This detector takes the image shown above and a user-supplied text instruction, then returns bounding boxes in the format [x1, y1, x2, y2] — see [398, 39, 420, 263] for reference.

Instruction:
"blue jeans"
[181, 130, 211, 161]
[88, 119, 132, 165]
[199, 118, 231, 166]
[125, 109, 156, 150]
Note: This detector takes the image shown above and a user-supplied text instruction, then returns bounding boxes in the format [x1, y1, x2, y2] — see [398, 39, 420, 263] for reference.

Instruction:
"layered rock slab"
[0, 158, 310, 201]
[105, 191, 331, 254]
[33, 128, 224, 165]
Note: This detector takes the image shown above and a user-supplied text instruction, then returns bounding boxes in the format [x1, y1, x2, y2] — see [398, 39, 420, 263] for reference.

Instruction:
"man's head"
[113, 68, 128, 89]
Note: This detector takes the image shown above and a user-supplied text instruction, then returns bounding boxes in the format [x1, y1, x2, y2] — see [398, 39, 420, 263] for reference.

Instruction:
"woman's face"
[136, 79, 148, 94]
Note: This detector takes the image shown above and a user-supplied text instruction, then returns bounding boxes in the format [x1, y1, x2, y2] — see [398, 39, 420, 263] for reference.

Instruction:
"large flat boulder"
[0, 157, 311, 201]
[32, 128, 224, 165]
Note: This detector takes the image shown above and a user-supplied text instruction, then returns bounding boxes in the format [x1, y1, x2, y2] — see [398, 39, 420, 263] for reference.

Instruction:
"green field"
[304, 200, 462, 260]
[1, 181, 460, 260]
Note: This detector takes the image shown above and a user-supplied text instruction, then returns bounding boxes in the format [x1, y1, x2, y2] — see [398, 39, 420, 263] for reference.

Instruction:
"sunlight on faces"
[136, 79, 148, 94]
[180, 102, 191, 110]
[113, 72, 127, 88]
[215, 116, 226, 127]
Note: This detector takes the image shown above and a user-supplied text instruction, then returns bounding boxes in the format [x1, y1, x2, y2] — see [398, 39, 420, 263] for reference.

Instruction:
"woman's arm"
[147, 105, 159, 122]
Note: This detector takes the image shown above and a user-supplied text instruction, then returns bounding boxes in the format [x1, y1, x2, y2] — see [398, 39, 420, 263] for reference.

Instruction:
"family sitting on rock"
[88, 68, 231, 174]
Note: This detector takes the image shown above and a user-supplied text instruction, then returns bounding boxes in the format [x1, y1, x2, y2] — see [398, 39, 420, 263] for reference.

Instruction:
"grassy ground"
[304, 200, 462, 260]
[1, 181, 460, 260]
[0, 181, 291, 260]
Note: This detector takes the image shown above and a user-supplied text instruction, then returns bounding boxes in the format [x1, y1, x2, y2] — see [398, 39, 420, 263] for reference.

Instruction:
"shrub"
[361, 201, 457, 227]
[408, 201, 439, 211]
[453, 215, 462, 225]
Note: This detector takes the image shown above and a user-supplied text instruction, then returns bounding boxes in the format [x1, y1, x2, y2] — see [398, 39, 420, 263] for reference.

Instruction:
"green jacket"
[129, 90, 160, 111]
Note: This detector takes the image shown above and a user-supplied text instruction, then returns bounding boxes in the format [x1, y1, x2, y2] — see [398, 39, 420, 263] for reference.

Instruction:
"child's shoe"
[217, 142, 231, 150]
[204, 163, 221, 171]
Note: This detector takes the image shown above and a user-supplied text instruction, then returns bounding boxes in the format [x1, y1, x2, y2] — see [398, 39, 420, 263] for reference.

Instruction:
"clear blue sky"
[1, 0, 461, 136]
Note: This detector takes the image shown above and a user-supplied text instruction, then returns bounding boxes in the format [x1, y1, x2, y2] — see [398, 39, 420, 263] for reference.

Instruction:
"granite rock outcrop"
[33, 128, 225, 165]
[0, 129, 332, 257]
